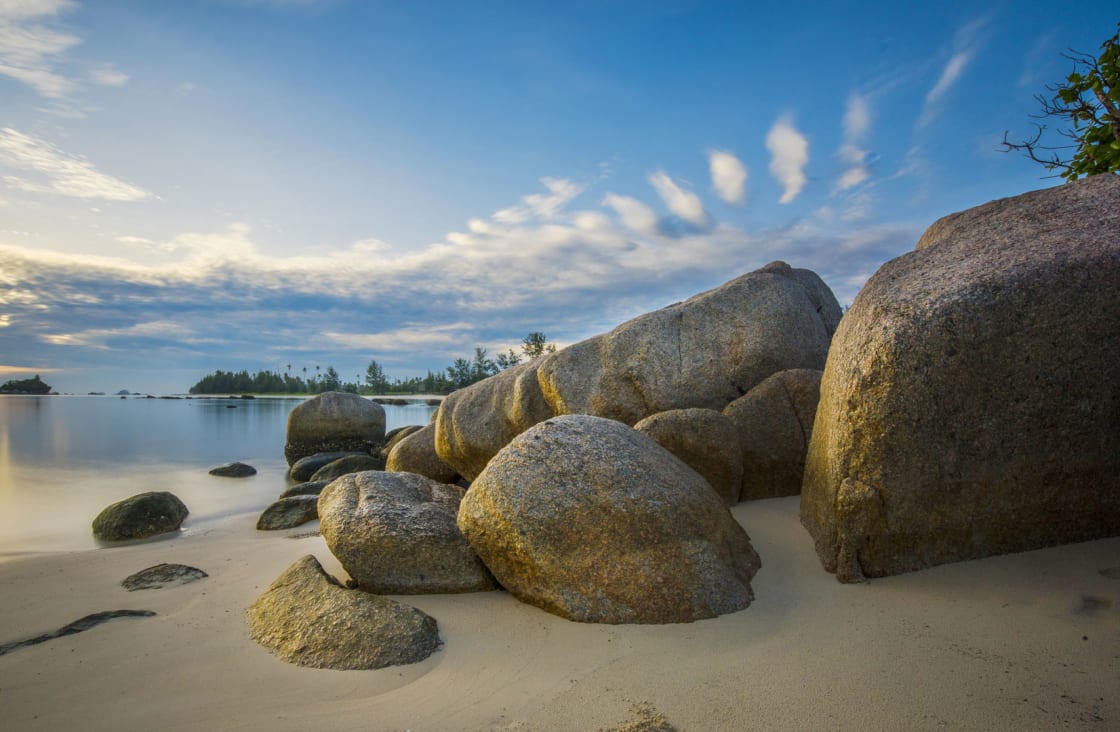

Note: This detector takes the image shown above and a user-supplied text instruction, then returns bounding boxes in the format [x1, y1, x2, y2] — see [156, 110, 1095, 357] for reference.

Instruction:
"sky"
[0, 0, 1112, 394]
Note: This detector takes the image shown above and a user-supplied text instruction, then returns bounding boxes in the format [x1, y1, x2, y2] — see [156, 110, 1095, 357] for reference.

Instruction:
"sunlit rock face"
[284, 391, 385, 466]
[801, 174, 1120, 583]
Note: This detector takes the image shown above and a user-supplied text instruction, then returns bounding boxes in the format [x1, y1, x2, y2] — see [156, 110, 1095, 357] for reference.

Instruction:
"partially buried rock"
[309, 453, 385, 482]
[284, 391, 386, 465]
[278, 479, 330, 499]
[459, 415, 761, 624]
[633, 408, 743, 506]
[92, 491, 189, 541]
[208, 461, 256, 478]
[319, 471, 496, 594]
[121, 563, 208, 591]
[288, 451, 367, 482]
[256, 495, 319, 530]
[246, 554, 440, 670]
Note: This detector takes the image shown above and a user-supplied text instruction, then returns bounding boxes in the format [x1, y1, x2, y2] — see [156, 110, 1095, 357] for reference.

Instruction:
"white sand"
[1, 497, 1117, 731]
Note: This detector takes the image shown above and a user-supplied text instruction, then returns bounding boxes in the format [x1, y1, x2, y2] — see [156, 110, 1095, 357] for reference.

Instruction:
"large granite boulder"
[308, 453, 385, 482]
[801, 175, 1120, 583]
[284, 392, 385, 466]
[288, 451, 367, 482]
[319, 471, 496, 594]
[386, 424, 458, 483]
[536, 262, 840, 426]
[723, 369, 822, 501]
[92, 492, 189, 541]
[246, 555, 440, 670]
[633, 408, 742, 506]
[459, 415, 761, 624]
[434, 359, 555, 481]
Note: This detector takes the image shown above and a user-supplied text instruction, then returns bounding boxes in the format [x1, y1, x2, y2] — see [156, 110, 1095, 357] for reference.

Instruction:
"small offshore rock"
[92, 491, 189, 541]
[256, 495, 319, 530]
[208, 461, 257, 478]
[121, 563, 208, 591]
[288, 451, 366, 482]
[309, 454, 385, 482]
[246, 554, 440, 670]
[278, 479, 331, 499]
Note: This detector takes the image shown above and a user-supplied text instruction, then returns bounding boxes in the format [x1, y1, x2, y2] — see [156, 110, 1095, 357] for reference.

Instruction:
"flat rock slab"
[208, 461, 257, 477]
[0, 610, 156, 656]
[122, 563, 208, 591]
[247, 555, 440, 670]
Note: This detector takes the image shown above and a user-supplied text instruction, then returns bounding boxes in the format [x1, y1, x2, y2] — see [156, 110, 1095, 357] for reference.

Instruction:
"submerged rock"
[92, 491, 189, 541]
[246, 555, 440, 670]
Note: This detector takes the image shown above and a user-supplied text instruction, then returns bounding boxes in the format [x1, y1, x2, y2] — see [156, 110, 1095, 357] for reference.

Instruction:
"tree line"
[188, 332, 557, 395]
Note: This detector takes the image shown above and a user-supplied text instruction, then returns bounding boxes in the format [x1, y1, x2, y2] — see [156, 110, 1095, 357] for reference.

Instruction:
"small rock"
[92, 492, 189, 541]
[256, 495, 319, 530]
[122, 563, 208, 591]
[278, 480, 330, 499]
[208, 461, 257, 478]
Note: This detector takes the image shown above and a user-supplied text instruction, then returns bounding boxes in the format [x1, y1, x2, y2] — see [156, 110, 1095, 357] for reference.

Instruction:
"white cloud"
[492, 177, 585, 224]
[0, 0, 79, 97]
[707, 149, 747, 205]
[766, 116, 809, 204]
[920, 16, 989, 127]
[602, 193, 658, 236]
[648, 170, 708, 227]
[0, 128, 154, 201]
[41, 320, 195, 349]
[836, 93, 872, 192]
[88, 65, 128, 86]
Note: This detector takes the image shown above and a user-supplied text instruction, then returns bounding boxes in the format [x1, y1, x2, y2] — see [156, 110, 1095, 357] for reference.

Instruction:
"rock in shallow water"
[284, 392, 386, 466]
[208, 461, 256, 477]
[92, 491, 189, 541]
[246, 554, 440, 670]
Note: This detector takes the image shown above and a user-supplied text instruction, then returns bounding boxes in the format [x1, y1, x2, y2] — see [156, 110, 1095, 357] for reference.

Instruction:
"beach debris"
[247, 554, 439, 670]
[278, 479, 330, 499]
[385, 424, 458, 483]
[288, 451, 367, 481]
[634, 407, 742, 506]
[0, 610, 156, 656]
[92, 491, 189, 541]
[122, 563, 208, 591]
[722, 368, 822, 501]
[802, 174, 1120, 583]
[320, 470, 495, 594]
[459, 415, 761, 624]
[284, 391, 385, 466]
[308, 453, 385, 482]
[208, 461, 257, 477]
[256, 495, 319, 530]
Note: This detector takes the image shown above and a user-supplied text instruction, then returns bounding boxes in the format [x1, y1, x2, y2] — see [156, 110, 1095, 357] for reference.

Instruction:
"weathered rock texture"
[459, 415, 761, 624]
[309, 454, 385, 482]
[256, 495, 319, 530]
[380, 425, 424, 459]
[284, 392, 386, 466]
[386, 424, 459, 483]
[801, 175, 1120, 583]
[288, 451, 367, 482]
[246, 555, 440, 670]
[536, 262, 840, 426]
[319, 471, 496, 594]
[92, 491, 189, 541]
[633, 408, 742, 506]
[434, 359, 555, 481]
[121, 564, 207, 591]
[723, 369, 822, 501]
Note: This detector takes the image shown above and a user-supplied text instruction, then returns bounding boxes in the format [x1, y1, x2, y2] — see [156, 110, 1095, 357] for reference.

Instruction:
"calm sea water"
[0, 395, 437, 560]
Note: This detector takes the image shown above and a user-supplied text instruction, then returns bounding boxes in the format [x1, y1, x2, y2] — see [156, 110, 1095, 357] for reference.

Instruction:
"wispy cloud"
[0, 0, 79, 98]
[601, 193, 659, 237]
[707, 149, 747, 205]
[41, 320, 196, 349]
[0, 128, 154, 201]
[919, 16, 989, 127]
[492, 177, 585, 224]
[766, 116, 809, 204]
[88, 64, 129, 86]
[836, 94, 871, 191]
[648, 170, 709, 228]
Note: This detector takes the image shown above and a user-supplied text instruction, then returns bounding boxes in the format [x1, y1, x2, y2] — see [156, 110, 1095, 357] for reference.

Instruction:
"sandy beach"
[0, 496, 1116, 731]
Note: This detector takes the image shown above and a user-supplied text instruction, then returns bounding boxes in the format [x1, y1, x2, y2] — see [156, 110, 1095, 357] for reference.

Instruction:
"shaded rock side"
[246, 555, 440, 670]
[257, 495, 319, 530]
[208, 461, 256, 478]
[278, 479, 331, 499]
[723, 369, 822, 501]
[633, 408, 742, 506]
[459, 415, 761, 624]
[386, 424, 458, 483]
[801, 175, 1120, 583]
[536, 262, 840, 426]
[380, 425, 424, 459]
[288, 451, 368, 482]
[434, 359, 556, 481]
[284, 392, 386, 466]
[319, 471, 496, 594]
[309, 454, 385, 482]
[92, 491, 189, 541]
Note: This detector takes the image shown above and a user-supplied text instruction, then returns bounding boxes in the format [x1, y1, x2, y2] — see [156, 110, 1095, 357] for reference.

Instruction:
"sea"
[0, 394, 437, 561]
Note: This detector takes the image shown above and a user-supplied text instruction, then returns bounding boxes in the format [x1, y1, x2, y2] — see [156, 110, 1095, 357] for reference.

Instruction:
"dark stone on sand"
[308, 453, 385, 482]
[0, 610, 156, 656]
[121, 563, 208, 591]
[257, 495, 320, 530]
[92, 491, 189, 541]
[278, 480, 331, 499]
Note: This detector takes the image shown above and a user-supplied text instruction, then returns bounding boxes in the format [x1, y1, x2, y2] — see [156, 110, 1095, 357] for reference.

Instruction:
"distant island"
[0, 375, 52, 395]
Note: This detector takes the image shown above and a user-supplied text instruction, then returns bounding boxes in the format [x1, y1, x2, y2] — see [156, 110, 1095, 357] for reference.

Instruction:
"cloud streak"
[0, 128, 154, 201]
[919, 16, 989, 127]
[648, 170, 709, 228]
[0, 0, 79, 98]
[766, 116, 809, 204]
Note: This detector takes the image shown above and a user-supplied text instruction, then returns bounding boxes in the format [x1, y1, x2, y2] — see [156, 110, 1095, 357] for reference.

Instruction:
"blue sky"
[0, 0, 1111, 393]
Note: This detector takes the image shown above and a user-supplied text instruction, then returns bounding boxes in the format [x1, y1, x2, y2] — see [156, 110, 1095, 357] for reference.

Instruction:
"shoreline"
[1, 497, 1117, 730]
